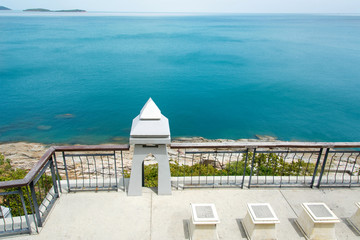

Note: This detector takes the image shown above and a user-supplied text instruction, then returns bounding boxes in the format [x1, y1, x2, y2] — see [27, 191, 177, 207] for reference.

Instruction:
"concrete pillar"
[128, 98, 172, 196]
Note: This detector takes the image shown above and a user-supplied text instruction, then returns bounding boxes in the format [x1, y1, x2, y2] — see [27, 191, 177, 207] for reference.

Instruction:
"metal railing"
[29, 154, 59, 228]
[170, 142, 360, 189]
[318, 149, 360, 187]
[0, 144, 130, 236]
[0, 189, 31, 236]
[54, 145, 128, 192]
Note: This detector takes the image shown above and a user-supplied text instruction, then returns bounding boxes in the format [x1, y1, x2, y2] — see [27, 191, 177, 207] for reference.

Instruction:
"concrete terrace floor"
[11, 187, 360, 240]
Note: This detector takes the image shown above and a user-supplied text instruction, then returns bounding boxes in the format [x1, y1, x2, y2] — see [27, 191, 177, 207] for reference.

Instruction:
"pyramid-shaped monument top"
[130, 98, 171, 144]
[140, 98, 161, 120]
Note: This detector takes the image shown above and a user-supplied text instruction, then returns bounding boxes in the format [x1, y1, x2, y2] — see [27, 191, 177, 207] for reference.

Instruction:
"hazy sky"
[1, 0, 360, 13]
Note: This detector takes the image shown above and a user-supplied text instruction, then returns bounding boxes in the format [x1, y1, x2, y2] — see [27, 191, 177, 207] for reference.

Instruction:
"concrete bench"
[189, 203, 220, 240]
[242, 203, 280, 240]
[296, 202, 340, 240]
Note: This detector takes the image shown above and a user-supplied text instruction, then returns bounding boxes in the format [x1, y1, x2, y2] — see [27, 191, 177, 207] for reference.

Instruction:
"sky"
[1, 0, 360, 13]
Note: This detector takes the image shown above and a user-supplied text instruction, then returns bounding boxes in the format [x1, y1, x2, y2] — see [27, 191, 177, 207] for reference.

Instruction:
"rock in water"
[37, 125, 52, 131]
[255, 135, 277, 141]
[55, 113, 75, 119]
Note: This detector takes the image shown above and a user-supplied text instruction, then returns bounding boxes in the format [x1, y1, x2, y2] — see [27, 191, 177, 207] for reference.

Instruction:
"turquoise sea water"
[0, 14, 360, 144]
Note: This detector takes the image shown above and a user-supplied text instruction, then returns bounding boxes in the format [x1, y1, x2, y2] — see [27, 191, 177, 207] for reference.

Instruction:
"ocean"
[0, 13, 360, 144]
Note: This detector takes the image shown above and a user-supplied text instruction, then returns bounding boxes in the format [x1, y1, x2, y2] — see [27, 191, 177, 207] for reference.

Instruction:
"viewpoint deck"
[12, 188, 360, 240]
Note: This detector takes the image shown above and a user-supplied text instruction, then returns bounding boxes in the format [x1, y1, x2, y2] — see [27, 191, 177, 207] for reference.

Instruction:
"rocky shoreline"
[0, 135, 280, 170]
[0, 142, 49, 170]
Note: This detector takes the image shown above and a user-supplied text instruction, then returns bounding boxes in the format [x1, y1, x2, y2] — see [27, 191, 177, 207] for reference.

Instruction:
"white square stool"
[189, 203, 220, 240]
[242, 203, 280, 240]
[296, 202, 340, 240]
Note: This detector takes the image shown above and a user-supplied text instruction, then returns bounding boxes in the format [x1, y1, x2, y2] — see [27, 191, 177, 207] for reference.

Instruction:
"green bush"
[233, 152, 316, 176]
[0, 154, 27, 181]
[124, 153, 316, 187]
[0, 153, 54, 217]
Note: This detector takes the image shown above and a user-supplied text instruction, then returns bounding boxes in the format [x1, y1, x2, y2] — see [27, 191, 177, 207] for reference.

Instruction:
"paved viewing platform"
[11, 187, 360, 240]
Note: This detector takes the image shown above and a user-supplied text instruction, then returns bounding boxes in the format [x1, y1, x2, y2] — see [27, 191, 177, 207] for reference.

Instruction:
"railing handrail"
[170, 141, 360, 149]
[0, 144, 130, 189]
[53, 144, 129, 152]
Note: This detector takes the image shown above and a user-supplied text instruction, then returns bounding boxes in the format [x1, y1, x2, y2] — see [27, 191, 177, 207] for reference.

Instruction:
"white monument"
[127, 98, 172, 196]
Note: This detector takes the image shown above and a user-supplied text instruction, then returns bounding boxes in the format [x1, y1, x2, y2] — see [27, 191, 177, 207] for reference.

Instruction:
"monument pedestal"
[127, 144, 171, 196]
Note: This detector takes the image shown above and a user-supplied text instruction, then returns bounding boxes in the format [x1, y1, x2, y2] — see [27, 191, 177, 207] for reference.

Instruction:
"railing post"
[317, 148, 330, 188]
[53, 153, 62, 193]
[62, 151, 71, 192]
[26, 186, 39, 233]
[142, 161, 145, 187]
[18, 188, 31, 233]
[248, 148, 257, 189]
[279, 150, 290, 188]
[120, 151, 126, 191]
[50, 157, 59, 198]
[241, 149, 249, 189]
[30, 181, 42, 227]
[113, 151, 118, 191]
[310, 148, 323, 188]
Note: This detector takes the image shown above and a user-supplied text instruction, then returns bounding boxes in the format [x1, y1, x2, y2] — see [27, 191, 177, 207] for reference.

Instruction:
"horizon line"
[1, 10, 360, 15]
